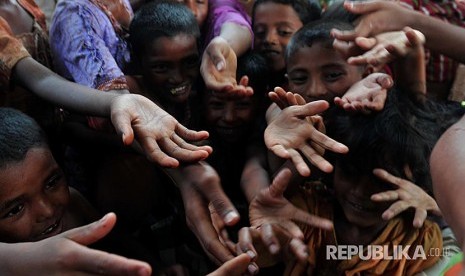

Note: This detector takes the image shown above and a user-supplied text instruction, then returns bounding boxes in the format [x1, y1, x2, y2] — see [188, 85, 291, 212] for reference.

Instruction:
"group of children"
[2, 0, 465, 275]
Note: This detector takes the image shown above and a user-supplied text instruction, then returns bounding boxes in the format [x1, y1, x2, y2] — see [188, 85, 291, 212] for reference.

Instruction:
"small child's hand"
[334, 73, 393, 113]
[265, 101, 348, 176]
[268, 86, 306, 110]
[347, 28, 425, 72]
[201, 37, 254, 96]
[371, 168, 442, 228]
[207, 253, 254, 276]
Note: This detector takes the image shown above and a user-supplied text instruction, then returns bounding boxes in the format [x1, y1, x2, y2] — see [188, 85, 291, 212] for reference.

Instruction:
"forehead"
[254, 2, 302, 25]
[0, 148, 55, 199]
[287, 41, 361, 72]
[206, 91, 254, 102]
[145, 34, 198, 57]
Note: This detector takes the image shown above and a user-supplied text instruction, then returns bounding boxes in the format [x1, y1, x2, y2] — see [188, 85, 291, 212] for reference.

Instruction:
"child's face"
[179, 0, 208, 27]
[0, 148, 69, 242]
[287, 41, 364, 103]
[333, 165, 394, 229]
[253, 2, 303, 73]
[204, 93, 256, 143]
[141, 34, 199, 105]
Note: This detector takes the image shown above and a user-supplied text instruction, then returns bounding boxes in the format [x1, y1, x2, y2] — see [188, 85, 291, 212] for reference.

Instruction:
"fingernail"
[216, 61, 225, 71]
[248, 264, 258, 274]
[269, 244, 279, 254]
[247, 250, 256, 259]
[224, 211, 238, 224]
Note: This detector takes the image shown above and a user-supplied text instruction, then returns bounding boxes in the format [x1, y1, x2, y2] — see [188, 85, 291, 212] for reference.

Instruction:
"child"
[240, 89, 453, 275]
[252, 0, 321, 89]
[129, 0, 201, 125]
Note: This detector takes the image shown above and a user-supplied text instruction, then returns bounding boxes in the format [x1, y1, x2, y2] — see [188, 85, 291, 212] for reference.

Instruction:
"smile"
[170, 85, 189, 95]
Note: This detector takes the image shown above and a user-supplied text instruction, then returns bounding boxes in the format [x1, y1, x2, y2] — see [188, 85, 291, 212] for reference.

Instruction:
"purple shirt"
[204, 0, 252, 47]
[50, 0, 132, 89]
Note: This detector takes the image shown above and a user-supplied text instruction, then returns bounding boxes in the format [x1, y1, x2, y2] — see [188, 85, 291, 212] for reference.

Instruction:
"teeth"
[42, 222, 57, 235]
[170, 86, 187, 95]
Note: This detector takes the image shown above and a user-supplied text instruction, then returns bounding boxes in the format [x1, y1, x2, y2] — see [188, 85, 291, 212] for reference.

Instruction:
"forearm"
[241, 157, 270, 203]
[12, 57, 116, 116]
[409, 12, 465, 64]
[219, 22, 252, 57]
[431, 115, 465, 246]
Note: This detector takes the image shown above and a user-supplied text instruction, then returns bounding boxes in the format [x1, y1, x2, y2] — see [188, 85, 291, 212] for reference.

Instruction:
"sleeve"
[204, 0, 253, 45]
[49, 2, 126, 89]
[0, 18, 31, 90]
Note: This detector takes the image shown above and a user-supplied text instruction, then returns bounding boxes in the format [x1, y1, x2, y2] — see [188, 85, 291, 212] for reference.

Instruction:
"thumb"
[205, 186, 240, 226]
[111, 110, 135, 146]
[61, 213, 116, 246]
[292, 100, 329, 118]
[344, 0, 382, 14]
[208, 44, 227, 71]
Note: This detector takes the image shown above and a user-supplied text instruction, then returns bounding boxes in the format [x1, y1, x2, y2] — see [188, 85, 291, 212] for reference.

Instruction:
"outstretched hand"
[334, 73, 393, 113]
[177, 162, 240, 265]
[110, 94, 212, 168]
[201, 37, 253, 96]
[4, 213, 152, 276]
[265, 100, 348, 176]
[371, 168, 442, 228]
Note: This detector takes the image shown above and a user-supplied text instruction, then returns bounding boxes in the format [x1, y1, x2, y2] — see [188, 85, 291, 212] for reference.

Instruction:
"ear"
[362, 65, 374, 77]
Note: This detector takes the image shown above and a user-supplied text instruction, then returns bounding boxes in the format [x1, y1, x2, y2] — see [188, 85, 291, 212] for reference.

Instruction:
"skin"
[178, 0, 208, 28]
[286, 41, 365, 103]
[99, 0, 132, 29]
[0, 148, 70, 242]
[140, 34, 199, 107]
[253, 2, 303, 73]
[204, 92, 257, 143]
[0, 0, 34, 34]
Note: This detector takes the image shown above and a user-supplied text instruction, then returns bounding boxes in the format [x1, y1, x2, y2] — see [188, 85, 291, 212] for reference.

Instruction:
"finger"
[237, 228, 258, 259]
[292, 208, 333, 231]
[111, 110, 135, 146]
[171, 133, 212, 153]
[62, 213, 116, 245]
[371, 190, 399, 202]
[299, 145, 333, 173]
[261, 224, 280, 255]
[295, 94, 306, 105]
[203, 184, 240, 226]
[238, 75, 250, 87]
[286, 92, 299, 106]
[76, 247, 152, 276]
[269, 168, 293, 197]
[381, 201, 409, 220]
[207, 44, 227, 71]
[158, 137, 209, 163]
[309, 127, 349, 154]
[175, 123, 210, 141]
[269, 144, 291, 159]
[289, 238, 309, 263]
[376, 74, 393, 89]
[274, 220, 305, 240]
[413, 209, 428, 228]
[331, 28, 358, 43]
[291, 101, 329, 118]
[288, 149, 312, 177]
[404, 27, 425, 46]
[354, 36, 377, 50]
[269, 92, 287, 110]
[207, 253, 253, 276]
[373, 168, 404, 187]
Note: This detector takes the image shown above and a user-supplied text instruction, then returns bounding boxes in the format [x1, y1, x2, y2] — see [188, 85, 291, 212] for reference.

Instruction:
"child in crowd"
[240, 88, 459, 275]
[252, 0, 321, 89]
[130, 0, 201, 126]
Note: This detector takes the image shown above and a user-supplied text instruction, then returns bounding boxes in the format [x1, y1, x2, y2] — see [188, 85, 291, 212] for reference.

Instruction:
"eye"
[288, 74, 307, 85]
[3, 204, 25, 219]
[45, 172, 64, 190]
[208, 100, 225, 110]
[277, 28, 293, 37]
[184, 56, 200, 68]
[253, 27, 266, 38]
[151, 63, 168, 73]
[323, 71, 344, 82]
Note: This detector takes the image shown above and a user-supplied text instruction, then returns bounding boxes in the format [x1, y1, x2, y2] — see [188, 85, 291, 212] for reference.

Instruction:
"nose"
[169, 67, 184, 85]
[185, 0, 198, 19]
[35, 196, 55, 222]
[306, 79, 327, 100]
[222, 105, 237, 124]
[264, 29, 278, 45]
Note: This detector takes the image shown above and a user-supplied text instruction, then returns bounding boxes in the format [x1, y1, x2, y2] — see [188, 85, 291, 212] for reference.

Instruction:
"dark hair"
[285, 19, 353, 62]
[237, 51, 271, 98]
[0, 108, 48, 169]
[325, 88, 465, 192]
[252, 0, 322, 26]
[129, 1, 200, 57]
[322, 0, 360, 23]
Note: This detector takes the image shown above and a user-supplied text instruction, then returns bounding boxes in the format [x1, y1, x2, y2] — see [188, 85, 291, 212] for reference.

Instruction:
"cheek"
[197, 8, 208, 27]
[205, 109, 222, 125]
[0, 216, 34, 242]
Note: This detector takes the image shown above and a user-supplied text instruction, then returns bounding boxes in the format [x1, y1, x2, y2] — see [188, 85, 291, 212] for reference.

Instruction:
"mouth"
[169, 84, 190, 96]
[345, 198, 376, 213]
[40, 219, 62, 237]
[261, 49, 281, 57]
